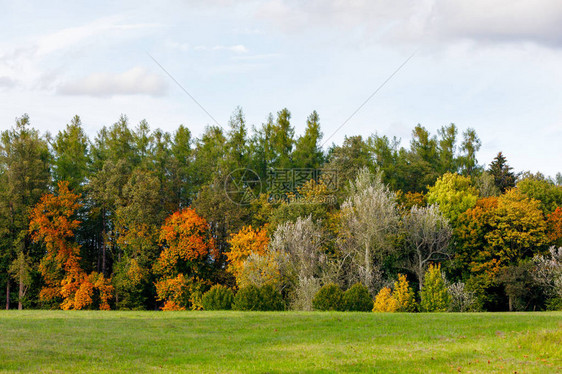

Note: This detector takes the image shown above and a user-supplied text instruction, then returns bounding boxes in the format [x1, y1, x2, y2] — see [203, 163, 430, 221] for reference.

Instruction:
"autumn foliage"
[547, 207, 562, 247]
[226, 225, 269, 278]
[29, 181, 113, 310]
[154, 208, 216, 310]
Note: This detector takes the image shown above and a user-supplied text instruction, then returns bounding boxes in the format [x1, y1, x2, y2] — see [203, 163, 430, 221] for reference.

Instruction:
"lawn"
[0, 311, 560, 373]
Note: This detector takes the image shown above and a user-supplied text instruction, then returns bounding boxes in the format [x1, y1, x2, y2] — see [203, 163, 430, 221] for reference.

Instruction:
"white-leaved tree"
[338, 168, 399, 294]
[533, 246, 562, 299]
[268, 216, 330, 310]
[402, 205, 452, 289]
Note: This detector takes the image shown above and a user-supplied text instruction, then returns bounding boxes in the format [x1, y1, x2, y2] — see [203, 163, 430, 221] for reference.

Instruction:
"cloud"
[0, 76, 15, 89]
[194, 44, 248, 53]
[167, 41, 190, 52]
[57, 67, 168, 97]
[256, 0, 562, 48]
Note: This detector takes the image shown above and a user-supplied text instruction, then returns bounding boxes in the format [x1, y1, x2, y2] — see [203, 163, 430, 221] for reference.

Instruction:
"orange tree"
[153, 208, 217, 310]
[455, 189, 549, 309]
[29, 181, 113, 310]
[547, 207, 562, 247]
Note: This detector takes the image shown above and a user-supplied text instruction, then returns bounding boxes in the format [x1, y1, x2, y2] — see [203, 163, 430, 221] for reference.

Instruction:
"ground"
[0, 311, 560, 373]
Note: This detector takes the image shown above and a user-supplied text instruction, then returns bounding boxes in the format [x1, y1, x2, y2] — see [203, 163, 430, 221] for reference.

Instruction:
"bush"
[393, 274, 416, 312]
[290, 276, 321, 311]
[420, 264, 450, 312]
[447, 282, 476, 312]
[312, 283, 343, 311]
[372, 287, 399, 312]
[342, 283, 373, 311]
[259, 284, 285, 311]
[233, 285, 261, 311]
[546, 297, 562, 311]
[202, 285, 234, 310]
[232, 284, 285, 311]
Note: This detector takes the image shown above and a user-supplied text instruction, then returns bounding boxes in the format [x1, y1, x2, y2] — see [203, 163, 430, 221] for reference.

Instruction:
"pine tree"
[293, 111, 324, 169]
[0, 114, 50, 309]
[488, 152, 516, 193]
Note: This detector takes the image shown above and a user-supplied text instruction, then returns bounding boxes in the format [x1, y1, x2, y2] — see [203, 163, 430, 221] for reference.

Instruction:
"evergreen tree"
[51, 115, 90, 192]
[293, 111, 324, 170]
[488, 152, 516, 193]
[0, 114, 51, 309]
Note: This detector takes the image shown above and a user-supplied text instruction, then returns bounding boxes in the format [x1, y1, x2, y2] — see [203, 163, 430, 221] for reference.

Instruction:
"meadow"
[0, 311, 560, 373]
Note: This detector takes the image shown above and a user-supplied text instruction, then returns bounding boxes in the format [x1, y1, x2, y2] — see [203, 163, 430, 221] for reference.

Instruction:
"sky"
[1, 0, 561, 176]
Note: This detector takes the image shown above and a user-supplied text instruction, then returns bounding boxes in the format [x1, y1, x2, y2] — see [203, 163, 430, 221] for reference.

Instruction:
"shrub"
[372, 287, 399, 312]
[342, 283, 373, 311]
[233, 285, 261, 311]
[420, 264, 450, 312]
[393, 274, 416, 312]
[290, 276, 321, 311]
[202, 285, 234, 310]
[259, 284, 285, 311]
[447, 282, 476, 312]
[312, 283, 344, 311]
[236, 251, 284, 289]
[546, 297, 562, 311]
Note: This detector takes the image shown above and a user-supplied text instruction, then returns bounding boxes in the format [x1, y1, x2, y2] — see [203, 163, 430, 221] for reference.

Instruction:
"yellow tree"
[457, 190, 548, 276]
[226, 225, 269, 278]
[393, 274, 416, 312]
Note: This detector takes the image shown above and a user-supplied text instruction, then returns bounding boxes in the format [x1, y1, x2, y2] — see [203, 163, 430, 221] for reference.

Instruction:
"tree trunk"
[418, 259, 424, 291]
[101, 209, 107, 277]
[102, 237, 106, 277]
[5, 281, 10, 310]
[18, 271, 23, 310]
[508, 295, 513, 312]
[365, 241, 371, 289]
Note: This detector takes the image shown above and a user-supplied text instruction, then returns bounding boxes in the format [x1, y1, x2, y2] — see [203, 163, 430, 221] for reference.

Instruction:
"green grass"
[0, 311, 561, 373]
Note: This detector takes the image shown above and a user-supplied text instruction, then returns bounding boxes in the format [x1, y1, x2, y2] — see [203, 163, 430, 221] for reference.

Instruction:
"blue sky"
[1, 0, 561, 176]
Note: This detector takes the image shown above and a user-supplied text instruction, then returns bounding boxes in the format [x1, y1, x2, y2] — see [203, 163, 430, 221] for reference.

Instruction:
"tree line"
[1, 107, 561, 311]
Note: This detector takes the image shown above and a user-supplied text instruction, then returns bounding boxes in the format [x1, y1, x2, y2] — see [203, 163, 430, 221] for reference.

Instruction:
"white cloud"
[0, 16, 163, 93]
[167, 41, 190, 52]
[58, 67, 168, 97]
[428, 0, 562, 46]
[256, 0, 562, 48]
[194, 44, 248, 53]
[0, 76, 15, 89]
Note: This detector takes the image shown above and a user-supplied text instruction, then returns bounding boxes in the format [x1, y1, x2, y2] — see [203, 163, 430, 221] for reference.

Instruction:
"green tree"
[368, 134, 402, 190]
[437, 123, 458, 174]
[192, 126, 226, 187]
[458, 128, 481, 176]
[325, 135, 373, 186]
[0, 114, 51, 309]
[272, 108, 295, 169]
[169, 125, 194, 208]
[293, 111, 324, 169]
[225, 107, 250, 172]
[51, 115, 90, 192]
[426, 172, 478, 222]
[488, 152, 516, 193]
[420, 263, 450, 312]
[516, 173, 562, 215]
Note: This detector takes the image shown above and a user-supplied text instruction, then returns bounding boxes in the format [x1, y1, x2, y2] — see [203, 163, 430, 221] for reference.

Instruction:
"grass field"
[0, 311, 561, 373]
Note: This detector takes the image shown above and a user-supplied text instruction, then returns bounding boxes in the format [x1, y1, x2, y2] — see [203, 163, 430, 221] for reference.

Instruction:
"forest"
[1, 107, 561, 312]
